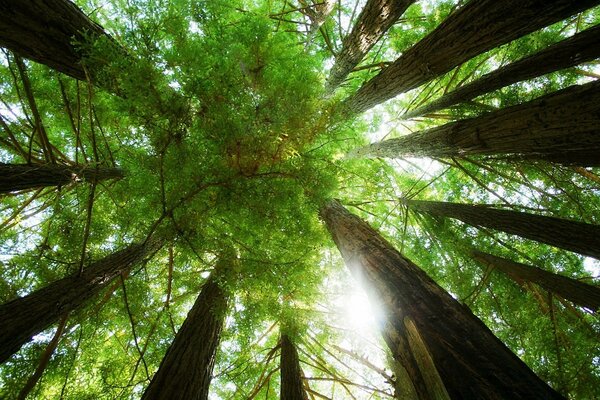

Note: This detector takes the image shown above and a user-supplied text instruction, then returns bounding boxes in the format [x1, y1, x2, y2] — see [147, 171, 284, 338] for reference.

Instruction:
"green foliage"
[1, 0, 599, 399]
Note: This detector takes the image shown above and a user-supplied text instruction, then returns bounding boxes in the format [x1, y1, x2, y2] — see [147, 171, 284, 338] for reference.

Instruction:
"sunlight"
[342, 287, 384, 334]
[583, 257, 599, 277]
[2, 0, 599, 397]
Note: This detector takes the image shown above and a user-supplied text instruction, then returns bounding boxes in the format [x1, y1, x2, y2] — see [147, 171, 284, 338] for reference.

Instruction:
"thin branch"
[246, 345, 281, 400]
[14, 56, 55, 163]
[78, 182, 96, 275]
[59, 324, 83, 400]
[17, 314, 69, 400]
[303, 376, 394, 397]
[120, 274, 150, 380]
[331, 344, 395, 385]
[165, 245, 177, 335]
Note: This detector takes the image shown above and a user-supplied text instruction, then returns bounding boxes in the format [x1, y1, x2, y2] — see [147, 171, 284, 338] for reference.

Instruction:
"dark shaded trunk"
[320, 200, 564, 399]
[403, 25, 600, 119]
[471, 250, 600, 312]
[326, 0, 415, 92]
[523, 150, 600, 167]
[0, 163, 124, 194]
[343, 0, 600, 114]
[0, 0, 117, 81]
[408, 199, 600, 260]
[280, 333, 308, 400]
[352, 80, 600, 166]
[0, 1, 188, 135]
[0, 238, 162, 363]
[141, 266, 230, 400]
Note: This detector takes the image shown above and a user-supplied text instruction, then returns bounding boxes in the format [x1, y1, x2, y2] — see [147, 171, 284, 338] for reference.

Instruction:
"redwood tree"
[351, 80, 600, 166]
[0, 238, 162, 363]
[471, 250, 600, 312]
[407, 199, 600, 260]
[141, 262, 231, 400]
[0, 0, 598, 397]
[0, 163, 124, 194]
[280, 333, 308, 400]
[343, 0, 600, 114]
[320, 199, 564, 399]
[326, 0, 415, 92]
[402, 25, 600, 119]
[0, 0, 117, 81]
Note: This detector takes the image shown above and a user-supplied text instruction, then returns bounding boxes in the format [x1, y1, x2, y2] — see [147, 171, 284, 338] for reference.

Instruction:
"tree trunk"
[471, 250, 600, 312]
[0, 0, 117, 81]
[403, 25, 600, 119]
[0, 163, 124, 194]
[320, 200, 564, 399]
[408, 199, 600, 260]
[351, 80, 600, 166]
[141, 265, 230, 400]
[0, 238, 162, 363]
[343, 0, 600, 114]
[280, 333, 308, 400]
[325, 0, 415, 92]
[305, 0, 335, 42]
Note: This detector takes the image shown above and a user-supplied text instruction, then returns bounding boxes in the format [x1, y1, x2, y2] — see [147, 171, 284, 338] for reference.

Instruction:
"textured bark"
[0, 163, 124, 194]
[352, 80, 600, 166]
[320, 200, 564, 399]
[280, 334, 308, 400]
[0, 0, 115, 81]
[471, 250, 600, 312]
[343, 0, 600, 114]
[326, 0, 415, 92]
[141, 267, 230, 400]
[0, 238, 162, 363]
[403, 25, 600, 119]
[305, 0, 335, 42]
[408, 200, 600, 260]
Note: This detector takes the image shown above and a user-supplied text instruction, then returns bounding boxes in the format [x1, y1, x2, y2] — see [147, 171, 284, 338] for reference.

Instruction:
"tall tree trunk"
[407, 199, 600, 260]
[320, 200, 564, 399]
[305, 0, 335, 42]
[0, 1, 187, 132]
[280, 333, 308, 400]
[141, 263, 231, 400]
[471, 250, 600, 312]
[0, 163, 124, 194]
[403, 25, 600, 119]
[0, 0, 117, 81]
[343, 0, 600, 114]
[0, 238, 162, 363]
[325, 0, 415, 92]
[351, 80, 600, 166]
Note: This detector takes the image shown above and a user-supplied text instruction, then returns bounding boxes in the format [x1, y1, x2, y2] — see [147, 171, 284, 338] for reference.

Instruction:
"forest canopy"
[0, 0, 599, 399]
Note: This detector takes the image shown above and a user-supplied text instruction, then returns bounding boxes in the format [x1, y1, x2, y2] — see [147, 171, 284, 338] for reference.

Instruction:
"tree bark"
[326, 0, 415, 92]
[0, 163, 124, 194]
[0, 0, 116, 81]
[320, 200, 564, 399]
[343, 0, 600, 114]
[403, 25, 600, 119]
[471, 250, 600, 312]
[351, 80, 600, 166]
[0, 238, 162, 364]
[408, 199, 600, 260]
[305, 0, 335, 42]
[141, 264, 230, 400]
[280, 333, 308, 400]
